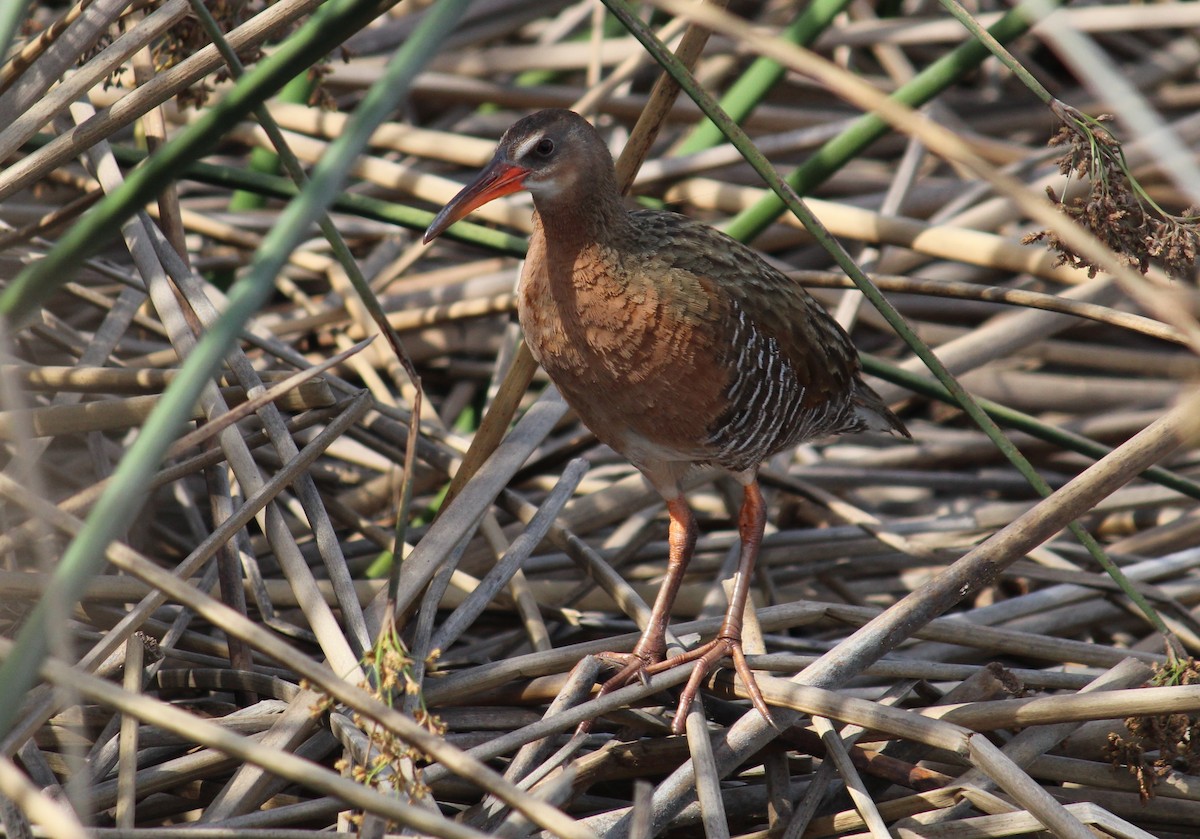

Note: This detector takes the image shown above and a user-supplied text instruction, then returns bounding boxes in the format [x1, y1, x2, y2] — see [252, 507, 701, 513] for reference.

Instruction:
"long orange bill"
[423, 156, 530, 243]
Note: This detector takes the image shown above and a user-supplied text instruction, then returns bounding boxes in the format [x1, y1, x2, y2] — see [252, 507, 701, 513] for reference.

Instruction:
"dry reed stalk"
[0, 0, 329, 201]
[669, 177, 1098, 284]
[4, 0, 1200, 835]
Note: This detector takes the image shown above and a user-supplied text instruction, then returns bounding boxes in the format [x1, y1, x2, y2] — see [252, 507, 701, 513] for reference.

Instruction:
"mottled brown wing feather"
[623, 210, 886, 469]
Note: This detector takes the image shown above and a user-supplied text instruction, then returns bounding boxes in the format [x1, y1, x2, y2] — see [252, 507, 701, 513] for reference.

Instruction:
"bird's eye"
[534, 137, 555, 156]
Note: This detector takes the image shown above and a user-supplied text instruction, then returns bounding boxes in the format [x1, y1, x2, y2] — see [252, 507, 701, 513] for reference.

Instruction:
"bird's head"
[423, 109, 614, 243]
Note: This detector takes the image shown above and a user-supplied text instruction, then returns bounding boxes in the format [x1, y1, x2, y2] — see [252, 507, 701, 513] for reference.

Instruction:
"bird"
[423, 109, 909, 734]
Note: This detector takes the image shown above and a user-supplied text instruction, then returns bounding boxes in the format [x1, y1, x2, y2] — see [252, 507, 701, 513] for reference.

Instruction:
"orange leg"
[582, 496, 697, 726]
[655, 481, 775, 734]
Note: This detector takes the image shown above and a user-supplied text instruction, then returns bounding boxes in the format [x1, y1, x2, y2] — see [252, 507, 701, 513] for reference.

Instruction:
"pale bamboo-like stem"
[0, 0, 327, 202]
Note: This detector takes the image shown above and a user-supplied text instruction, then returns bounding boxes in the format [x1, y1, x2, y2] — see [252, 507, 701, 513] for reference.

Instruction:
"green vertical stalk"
[0, 1, 32, 87]
[607, 0, 1171, 642]
[674, 0, 852, 155]
[0, 0, 469, 740]
[0, 0, 397, 324]
[228, 72, 318, 211]
[724, 2, 1046, 242]
[215, 73, 317, 290]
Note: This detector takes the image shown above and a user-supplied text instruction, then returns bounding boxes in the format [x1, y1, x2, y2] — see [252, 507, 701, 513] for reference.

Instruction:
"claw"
[730, 643, 776, 729]
[578, 635, 776, 736]
[575, 647, 662, 735]
[660, 637, 775, 735]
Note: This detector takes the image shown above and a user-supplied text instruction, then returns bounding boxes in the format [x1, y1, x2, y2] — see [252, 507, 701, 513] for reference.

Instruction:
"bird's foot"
[598, 649, 659, 690]
[580, 636, 776, 736]
[574, 645, 667, 735]
[660, 635, 775, 736]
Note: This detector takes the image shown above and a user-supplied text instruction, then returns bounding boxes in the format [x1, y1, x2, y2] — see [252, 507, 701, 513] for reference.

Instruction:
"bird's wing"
[618, 210, 891, 464]
[627, 210, 861, 410]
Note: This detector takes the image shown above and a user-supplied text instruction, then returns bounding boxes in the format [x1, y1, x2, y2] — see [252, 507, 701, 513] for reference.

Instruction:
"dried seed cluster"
[153, 0, 269, 108]
[1024, 109, 1199, 281]
[54, 0, 337, 109]
[1106, 659, 1200, 801]
[305, 626, 446, 819]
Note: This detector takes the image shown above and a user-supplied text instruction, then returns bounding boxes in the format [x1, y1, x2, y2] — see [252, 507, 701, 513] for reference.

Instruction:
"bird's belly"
[518, 289, 726, 468]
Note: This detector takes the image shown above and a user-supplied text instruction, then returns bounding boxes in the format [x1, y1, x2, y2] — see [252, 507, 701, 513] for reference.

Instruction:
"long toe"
[598, 652, 653, 693]
[667, 638, 775, 735]
[575, 649, 663, 735]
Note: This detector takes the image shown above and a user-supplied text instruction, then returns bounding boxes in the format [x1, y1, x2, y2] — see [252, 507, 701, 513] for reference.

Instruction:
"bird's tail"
[851, 381, 911, 440]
